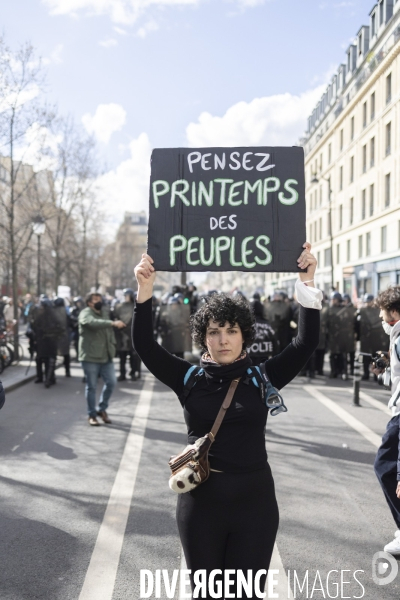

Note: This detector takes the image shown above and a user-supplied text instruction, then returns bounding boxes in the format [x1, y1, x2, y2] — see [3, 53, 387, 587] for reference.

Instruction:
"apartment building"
[267, 0, 400, 298]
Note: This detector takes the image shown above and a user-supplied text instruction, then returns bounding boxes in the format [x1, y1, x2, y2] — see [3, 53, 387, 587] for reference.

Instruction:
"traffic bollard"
[353, 355, 361, 406]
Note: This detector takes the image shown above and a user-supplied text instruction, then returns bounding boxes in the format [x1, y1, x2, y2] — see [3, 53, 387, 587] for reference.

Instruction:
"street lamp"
[311, 174, 334, 291]
[32, 216, 46, 297]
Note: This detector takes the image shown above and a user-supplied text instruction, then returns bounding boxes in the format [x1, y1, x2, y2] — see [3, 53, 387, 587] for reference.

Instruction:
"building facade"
[268, 0, 400, 299]
[101, 211, 181, 295]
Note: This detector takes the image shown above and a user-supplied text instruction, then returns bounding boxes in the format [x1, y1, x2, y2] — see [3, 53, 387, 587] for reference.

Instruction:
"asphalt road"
[0, 364, 399, 600]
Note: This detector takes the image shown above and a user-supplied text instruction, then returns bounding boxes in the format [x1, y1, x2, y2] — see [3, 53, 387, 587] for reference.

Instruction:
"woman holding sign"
[133, 243, 322, 599]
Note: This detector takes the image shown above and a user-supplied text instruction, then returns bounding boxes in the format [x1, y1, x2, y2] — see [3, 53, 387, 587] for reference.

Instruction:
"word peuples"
[169, 234, 272, 269]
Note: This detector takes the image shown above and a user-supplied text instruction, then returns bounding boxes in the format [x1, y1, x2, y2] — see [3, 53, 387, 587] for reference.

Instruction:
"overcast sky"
[3, 0, 372, 226]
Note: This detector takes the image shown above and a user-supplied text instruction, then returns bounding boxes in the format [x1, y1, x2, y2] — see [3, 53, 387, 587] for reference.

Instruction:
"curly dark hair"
[190, 293, 255, 352]
[376, 286, 400, 314]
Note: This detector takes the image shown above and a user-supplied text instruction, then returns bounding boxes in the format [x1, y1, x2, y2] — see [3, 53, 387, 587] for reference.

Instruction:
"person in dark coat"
[53, 297, 71, 377]
[114, 288, 141, 381]
[357, 294, 389, 380]
[30, 298, 64, 388]
[248, 295, 278, 365]
[264, 291, 292, 353]
[326, 292, 355, 379]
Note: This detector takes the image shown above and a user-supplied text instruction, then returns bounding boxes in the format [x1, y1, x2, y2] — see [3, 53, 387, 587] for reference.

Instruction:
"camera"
[358, 352, 391, 388]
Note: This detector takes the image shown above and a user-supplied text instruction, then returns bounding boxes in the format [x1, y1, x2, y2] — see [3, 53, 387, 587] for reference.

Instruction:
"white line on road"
[179, 543, 293, 599]
[304, 386, 382, 448]
[78, 379, 155, 600]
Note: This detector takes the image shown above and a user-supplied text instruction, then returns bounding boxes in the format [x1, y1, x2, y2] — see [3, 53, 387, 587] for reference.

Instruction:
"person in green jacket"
[79, 293, 126, 426]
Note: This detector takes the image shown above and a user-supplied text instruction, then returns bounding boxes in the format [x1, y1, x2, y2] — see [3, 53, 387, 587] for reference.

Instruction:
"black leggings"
[176, 465, 279, 599]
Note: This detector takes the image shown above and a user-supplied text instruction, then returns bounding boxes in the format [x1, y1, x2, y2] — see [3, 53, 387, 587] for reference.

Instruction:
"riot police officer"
[357, 293, 389, 380]
[114, 288, 141, 381]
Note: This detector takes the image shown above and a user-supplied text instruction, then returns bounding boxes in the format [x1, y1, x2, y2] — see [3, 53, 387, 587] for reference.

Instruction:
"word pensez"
[147, 146, 306, 272]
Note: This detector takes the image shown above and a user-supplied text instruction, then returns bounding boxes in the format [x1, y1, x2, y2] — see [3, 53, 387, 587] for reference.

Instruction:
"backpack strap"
[180, 366, 204, 403]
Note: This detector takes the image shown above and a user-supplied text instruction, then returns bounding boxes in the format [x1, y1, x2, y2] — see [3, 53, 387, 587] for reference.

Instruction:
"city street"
[1, 364, 399, 599]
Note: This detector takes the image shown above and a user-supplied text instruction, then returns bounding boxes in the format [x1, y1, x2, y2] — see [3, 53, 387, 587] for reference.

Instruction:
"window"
[324, 248, 332, 267]
[380, 0, 384, 26]
[398, 221, 400, 249]
[371, 12, 376, 37]
[370, 137, 375, 167]
[385, 173, 391, 207]
[319, 186, 323, 206]
[350, 156, 354, 183]
[319, 217, 322, 240]
[317, 251, 321, 266]
[386, 73, 392, 104]
[350, 197, 354, 225]
[347, 239, 351, 261]
[339, 204, 343, 229]
[369, 184, 374, 216]
[336, 244, 340, 264]
[371, 92, 375, 121]
[362, 189, 366, 220]
[363, 102, 367, 128]
[381, 225, 387, 252]
[366, 232, 371, 256]
[340, 129, 344, 151]
[350, 116, 355, 140]
[358, 32, 363, 56]
[327, 213, 331, 236]
[362, 145, 367, 173]
[386, 122, 391, 156]
[339, 166, 343, 191]
[328, 143, 332, 164]
[319, 154, 323, 172]
[358, 235, 363, 258]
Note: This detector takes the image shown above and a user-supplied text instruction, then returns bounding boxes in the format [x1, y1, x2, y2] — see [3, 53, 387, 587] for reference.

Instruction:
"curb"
[3, 363, 64, 394]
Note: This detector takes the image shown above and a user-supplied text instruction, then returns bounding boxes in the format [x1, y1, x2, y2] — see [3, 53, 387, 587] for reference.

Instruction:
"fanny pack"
[168, 378, 240, 494]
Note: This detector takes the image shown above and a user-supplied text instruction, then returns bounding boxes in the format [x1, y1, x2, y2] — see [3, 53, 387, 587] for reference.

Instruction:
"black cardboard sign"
[147, 146, 305, 272]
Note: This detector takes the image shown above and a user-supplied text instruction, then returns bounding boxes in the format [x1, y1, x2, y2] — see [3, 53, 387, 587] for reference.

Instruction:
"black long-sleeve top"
[133, 299, 319, 473]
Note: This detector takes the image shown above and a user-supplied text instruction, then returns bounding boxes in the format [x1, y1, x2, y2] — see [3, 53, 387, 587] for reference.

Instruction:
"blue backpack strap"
[180, 366, 204, 403]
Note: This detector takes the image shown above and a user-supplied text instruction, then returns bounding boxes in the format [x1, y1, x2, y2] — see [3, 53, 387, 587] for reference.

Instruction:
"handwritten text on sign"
[147, 147, 306, 272]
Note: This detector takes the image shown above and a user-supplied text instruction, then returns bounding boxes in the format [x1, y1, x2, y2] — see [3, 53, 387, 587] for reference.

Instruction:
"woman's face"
[205, 320, 244, 364]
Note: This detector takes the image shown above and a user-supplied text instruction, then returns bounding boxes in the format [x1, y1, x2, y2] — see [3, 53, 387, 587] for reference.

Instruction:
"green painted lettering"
[187, 237, 200, 266]
[214, 179, 234, 206]
[241, 236, 256, 268]
[244, 179, 262, 205]
[198, 181, 214, 206]
[215, 236, 231, 267]
[199, 238, 215, 266]
[278, 179, 299, 205]
[169, 235, 187, 266]
[152, 180, 170, 208]
[263, 177, 280, 206]
[254, 235, 272, 265]
[229, 237, 243, 267]
[228, 181, 244, 206]
[171, 180, 190, 207]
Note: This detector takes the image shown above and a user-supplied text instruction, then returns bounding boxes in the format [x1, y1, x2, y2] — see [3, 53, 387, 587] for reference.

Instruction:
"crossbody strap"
[209, 378, 240, 441]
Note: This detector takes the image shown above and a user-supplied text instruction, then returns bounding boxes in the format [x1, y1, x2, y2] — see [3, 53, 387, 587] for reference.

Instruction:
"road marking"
[350, 389, 391, 416]
[22, 431, 34, 443]
[179, 543, 293, 599]
[11, 445, 19, 452]
[268, 543, 293, 599]
[304, 386, 381, 448]
[78, 379, 155, 600]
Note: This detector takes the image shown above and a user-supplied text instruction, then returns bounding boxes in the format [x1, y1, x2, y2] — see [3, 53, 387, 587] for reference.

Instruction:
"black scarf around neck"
[200, 352, 252, 383]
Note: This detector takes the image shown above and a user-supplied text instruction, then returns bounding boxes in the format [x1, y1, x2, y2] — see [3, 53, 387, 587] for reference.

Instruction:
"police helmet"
[123, 288, 135, 302]
[363, 293, 374, 303]
[330, 291, 342, 302]
[53, 297, 65, 307]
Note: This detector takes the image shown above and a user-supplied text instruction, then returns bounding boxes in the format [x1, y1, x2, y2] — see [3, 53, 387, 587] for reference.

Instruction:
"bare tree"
[0, 37, 54, 357]
[42, 116, 98, 290]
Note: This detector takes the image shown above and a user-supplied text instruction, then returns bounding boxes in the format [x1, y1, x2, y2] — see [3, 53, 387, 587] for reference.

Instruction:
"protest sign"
[147, 146, 305, 272]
